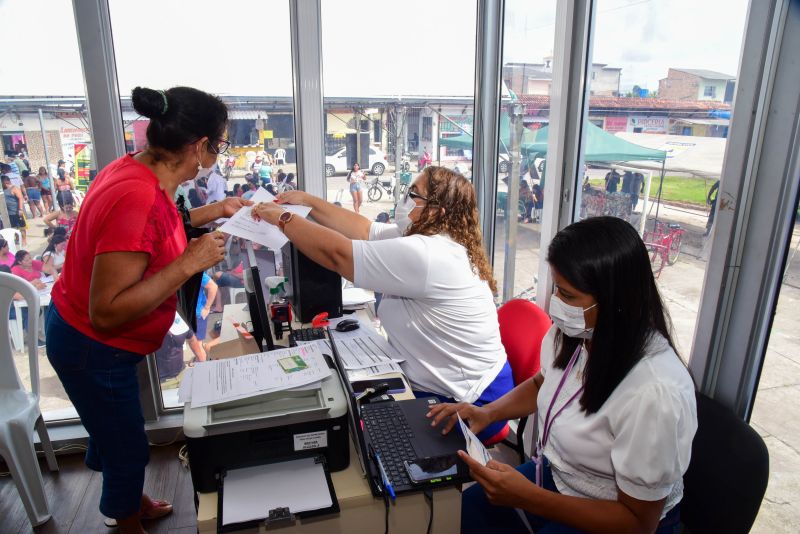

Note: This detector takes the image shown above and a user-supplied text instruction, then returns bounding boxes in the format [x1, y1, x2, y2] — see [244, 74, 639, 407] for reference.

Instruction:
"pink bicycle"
[643, 220, 685, 277]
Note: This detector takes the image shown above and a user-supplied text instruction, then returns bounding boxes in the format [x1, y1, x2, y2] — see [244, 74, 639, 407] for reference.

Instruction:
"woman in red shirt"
[45, 86, 250, 534]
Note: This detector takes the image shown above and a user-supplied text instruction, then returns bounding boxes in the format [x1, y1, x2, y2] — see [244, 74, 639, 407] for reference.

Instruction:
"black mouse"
[335, 319, 361, 332]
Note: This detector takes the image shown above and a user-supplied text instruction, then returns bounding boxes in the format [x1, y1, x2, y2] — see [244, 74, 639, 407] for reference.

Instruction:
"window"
[0, 0, 90, 421]
[704, 85, 716, 98]
[108, 0, 295, 409]
[748, 188, 800, 529]
[322, 0, 477, 214]
[575, 0, 748, 360]
[493, 0, 557, 302]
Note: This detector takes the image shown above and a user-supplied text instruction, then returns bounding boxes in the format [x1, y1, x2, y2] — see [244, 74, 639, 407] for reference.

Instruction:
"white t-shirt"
[351, 222, 507, 402]
[206, 172, 227, 203]
[537, 325, 697, 517]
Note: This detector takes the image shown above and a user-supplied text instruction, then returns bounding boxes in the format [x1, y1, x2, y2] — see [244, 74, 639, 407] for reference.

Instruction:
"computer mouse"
[335, 319, 361, 332]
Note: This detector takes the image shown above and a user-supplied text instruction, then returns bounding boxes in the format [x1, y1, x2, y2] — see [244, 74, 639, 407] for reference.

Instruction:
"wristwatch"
[277, 210, 295, 231]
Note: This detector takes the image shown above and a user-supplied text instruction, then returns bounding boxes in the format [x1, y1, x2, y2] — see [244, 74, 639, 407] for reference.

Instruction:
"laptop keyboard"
[362, 402, 416, 488]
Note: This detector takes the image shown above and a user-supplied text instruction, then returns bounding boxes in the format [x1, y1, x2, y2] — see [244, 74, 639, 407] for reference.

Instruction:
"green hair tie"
[158, 90, 169, 115]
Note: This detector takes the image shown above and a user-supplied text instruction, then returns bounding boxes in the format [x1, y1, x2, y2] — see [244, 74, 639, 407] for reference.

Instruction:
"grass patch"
[588, 176, 716, 206]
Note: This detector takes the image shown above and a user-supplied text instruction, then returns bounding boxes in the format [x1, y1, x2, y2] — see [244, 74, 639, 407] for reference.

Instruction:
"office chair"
[681, 392, 769, 533]
[492, 299, 551, 461]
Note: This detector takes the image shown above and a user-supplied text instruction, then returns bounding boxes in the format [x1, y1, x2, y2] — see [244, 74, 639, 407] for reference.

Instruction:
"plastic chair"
[495, 299, 552, 461]
[0, 228, 23, 254]
[681, 393, 769, 533]
[0, 273, 58, 526]
[274, 148, 287, 165]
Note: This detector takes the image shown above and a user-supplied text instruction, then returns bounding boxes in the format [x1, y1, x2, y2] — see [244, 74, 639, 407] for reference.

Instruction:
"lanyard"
[535, 343, 585, 487]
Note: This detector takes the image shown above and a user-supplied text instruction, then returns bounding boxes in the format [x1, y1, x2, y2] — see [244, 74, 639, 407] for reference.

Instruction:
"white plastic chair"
[0, 273, 58, 526]
[71, 189, 84, 207]
[0, 228, 23, 254]
[274, 148, 287, 165]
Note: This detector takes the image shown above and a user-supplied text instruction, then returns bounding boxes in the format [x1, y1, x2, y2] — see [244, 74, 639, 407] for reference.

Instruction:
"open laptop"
[325, 328, 469, 496]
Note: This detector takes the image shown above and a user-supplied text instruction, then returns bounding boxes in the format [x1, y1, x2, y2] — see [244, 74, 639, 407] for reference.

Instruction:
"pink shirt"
[12, 260, 45, 282]
[0, 252, 14, 267]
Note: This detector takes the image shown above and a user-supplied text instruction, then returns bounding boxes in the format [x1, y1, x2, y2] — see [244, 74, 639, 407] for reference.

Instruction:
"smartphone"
[404, 453, 466, 485]
[350, 377, 406, 394]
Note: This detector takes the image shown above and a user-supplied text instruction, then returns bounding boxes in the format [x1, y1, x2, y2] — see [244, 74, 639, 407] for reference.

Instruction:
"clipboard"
[216, 453, 340, 532]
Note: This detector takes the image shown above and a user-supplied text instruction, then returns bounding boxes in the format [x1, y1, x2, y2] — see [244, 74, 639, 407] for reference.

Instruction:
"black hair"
[241, 184, 251, 192]
[22, 170, 30, 178]
[44, 235, 67, 254]
[547, 216, 678, 414]
[0, 238, 7, 249]
[0, 164, 10, 173]
[131, 86, 228, 155]
[43, 228, 54, 239]
[0, 265, 10, 274]
[12, 250, 29, 267]
[52, 226, 67, 237]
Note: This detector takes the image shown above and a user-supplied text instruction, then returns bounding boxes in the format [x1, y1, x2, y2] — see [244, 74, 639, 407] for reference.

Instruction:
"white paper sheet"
[458, 413, 492, 466]
[189, 343, 331, 408]
[217, 188, 312, 251]
[177, 367, 193, 403]
[342, 287, 376, 307]
[319, 336, 404, 379]
[222, 456, 332, 526]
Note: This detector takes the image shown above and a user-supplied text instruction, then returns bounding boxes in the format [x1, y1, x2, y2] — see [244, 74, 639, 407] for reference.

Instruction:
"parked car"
[325, 147, 387, 177]
[498, 154, 545, 174]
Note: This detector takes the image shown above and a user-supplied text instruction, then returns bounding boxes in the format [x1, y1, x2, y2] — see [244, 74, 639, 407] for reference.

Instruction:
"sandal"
[102, 498, 173, 527]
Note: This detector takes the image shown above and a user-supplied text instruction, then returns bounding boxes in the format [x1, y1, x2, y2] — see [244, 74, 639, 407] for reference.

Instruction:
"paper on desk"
[222, 456, 332, 526]
[458, 413, 492, 467]
[217, 187, 312, 251]
[320, 336, 405, 379]
[177, 367, 193, 403]
[189, 342, 331, 408]
[342, 287, 376, 307]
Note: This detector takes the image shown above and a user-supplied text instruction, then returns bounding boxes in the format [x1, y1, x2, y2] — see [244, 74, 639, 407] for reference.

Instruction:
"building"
[658, 68, 736, 103]
[504, 59, 621, 97]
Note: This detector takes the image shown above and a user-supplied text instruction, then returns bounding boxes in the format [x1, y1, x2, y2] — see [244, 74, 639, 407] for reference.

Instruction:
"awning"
[228, 110, 270, 120]
[674, 118, 730, 127]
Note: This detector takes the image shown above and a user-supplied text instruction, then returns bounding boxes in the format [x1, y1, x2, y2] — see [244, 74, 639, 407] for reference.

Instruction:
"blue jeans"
[462, 457, 681, 534]
[45, 304, 149, 519]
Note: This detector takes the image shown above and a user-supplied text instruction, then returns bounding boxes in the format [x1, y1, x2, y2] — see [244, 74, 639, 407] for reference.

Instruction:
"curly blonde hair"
[406, 166, 497, 293]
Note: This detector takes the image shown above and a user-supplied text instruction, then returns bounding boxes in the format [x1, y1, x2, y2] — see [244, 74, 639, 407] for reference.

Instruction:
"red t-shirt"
[52, 154, 187, 354]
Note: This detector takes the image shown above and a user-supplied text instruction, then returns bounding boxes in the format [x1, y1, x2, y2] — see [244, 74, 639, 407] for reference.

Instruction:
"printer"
[183, 366, 350, 493]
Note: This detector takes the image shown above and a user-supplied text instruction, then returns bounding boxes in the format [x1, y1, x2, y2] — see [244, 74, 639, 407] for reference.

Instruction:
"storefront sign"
[604, 116, 628, 133]
[627, 116, 668, 134]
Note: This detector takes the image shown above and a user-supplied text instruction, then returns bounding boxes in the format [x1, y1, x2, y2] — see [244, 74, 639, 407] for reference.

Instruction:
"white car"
[498, 154, 546, 174]
[325, 147, 387, 177]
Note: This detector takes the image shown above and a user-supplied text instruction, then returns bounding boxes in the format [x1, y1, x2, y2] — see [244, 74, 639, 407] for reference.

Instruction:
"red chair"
[494, 299, 552, 462]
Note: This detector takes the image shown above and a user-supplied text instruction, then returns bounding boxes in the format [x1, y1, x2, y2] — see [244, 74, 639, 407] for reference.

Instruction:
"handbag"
[175, 193, 209, 334]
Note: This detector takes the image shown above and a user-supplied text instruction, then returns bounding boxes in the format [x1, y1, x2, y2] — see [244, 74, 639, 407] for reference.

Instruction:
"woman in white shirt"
[252, 166, 513, 442]
[346, 163, 366, 214]
[429, 216, 697, 534]
[42, 234, 67, 273]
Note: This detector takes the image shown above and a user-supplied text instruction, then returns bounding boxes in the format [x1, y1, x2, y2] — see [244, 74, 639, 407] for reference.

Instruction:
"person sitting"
[0, 238, 15, 267]
[155, 314, 206, 385]
[43, 199, 79, 238]
[428, 216, 697, 534]
[11, 250, 57, 285]
[241, 183, 255, 200]
[42, 234, 68, 273]
[252, 166, 513, 442]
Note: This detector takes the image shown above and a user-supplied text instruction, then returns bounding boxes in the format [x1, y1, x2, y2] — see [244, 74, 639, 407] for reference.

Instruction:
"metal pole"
[393, 106, 406, 206]
[653, 160, 666, 226]
[639, 170, 652, 236]
[37, 109, 53, 181]
[502, 103, 524, 302]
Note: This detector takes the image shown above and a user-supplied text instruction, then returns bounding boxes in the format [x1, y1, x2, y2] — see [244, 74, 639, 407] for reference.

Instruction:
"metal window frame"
[472, 0, 505, 259]
[534, 0, 594, 311]
[690, 0, 800, 419]
[71, 0, 125, 170]
[290, 0, 326, 198]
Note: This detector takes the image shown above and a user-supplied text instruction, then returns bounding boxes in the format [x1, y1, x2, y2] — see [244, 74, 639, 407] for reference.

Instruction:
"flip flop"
[102, 499, 173, 527]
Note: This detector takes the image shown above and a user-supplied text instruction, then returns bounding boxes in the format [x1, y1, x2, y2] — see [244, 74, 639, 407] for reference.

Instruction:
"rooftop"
[669, 68, 737, 80]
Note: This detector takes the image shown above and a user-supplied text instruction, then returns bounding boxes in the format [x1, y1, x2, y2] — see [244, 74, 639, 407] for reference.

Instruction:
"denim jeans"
[461, 457, 681, 534]
[45, 304, 149, 519]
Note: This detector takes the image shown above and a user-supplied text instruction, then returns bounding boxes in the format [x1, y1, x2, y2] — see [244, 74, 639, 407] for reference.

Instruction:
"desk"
[197, 307, 462, 533]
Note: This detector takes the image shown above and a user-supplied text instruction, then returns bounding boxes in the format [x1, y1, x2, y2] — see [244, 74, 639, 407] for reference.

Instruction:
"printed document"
[218, 187, 312, 251]
[458, 413, 492, 466]
[189, 342, 331, 407]
[319, 337, 404, 379]
[222, 456, 332, 526]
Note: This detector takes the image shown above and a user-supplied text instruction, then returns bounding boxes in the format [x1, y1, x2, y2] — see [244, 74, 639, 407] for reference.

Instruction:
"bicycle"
[366, 175, 395, 202]
[643, 220, 684, 277]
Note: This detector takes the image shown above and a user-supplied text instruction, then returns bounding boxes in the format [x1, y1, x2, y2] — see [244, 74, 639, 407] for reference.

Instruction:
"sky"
[0, 0, 749, 98]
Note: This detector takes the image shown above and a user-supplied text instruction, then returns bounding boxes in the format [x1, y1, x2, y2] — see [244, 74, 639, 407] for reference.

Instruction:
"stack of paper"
[342, 287, 376, 308]
[183, 343, 331, 408]
[218, 188, 312, 251]
[318, 336, 405, 380]
[458, 413, 492, 466]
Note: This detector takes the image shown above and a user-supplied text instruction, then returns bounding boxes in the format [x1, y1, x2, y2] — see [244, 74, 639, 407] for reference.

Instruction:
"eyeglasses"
[208, 138, 231, 155]
[404, 190, 429, 203]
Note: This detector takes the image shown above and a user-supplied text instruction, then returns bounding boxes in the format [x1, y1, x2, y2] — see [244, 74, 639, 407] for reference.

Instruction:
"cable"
[177, 444, 190, 469]
[147, 429, 183, 447]
[424, 489, 434, 534]
[382, 488, 390, 534]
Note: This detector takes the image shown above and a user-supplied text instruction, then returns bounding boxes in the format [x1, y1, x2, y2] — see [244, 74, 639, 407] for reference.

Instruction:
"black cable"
[424, 489, 433, 534]
[383, 487, 390, 534]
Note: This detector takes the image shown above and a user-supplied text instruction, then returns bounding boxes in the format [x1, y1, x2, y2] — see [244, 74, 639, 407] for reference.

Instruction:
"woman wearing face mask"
[428, 216, 697, 534]
[252, 166, 513, 443]
[45, 86, 250, 534]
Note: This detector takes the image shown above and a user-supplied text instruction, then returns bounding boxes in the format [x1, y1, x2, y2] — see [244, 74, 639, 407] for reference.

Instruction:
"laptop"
[325, 328, 469, 496]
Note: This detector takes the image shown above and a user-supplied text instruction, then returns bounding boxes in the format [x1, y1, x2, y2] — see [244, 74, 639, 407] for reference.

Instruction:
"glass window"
[494, 0, 558, 302]
[108, 0, 295, 409]
[574, 0, 748, 358]
[321, 0, 477, 215]
[0, 0, 90, 421]
[749, 190, 800, 531]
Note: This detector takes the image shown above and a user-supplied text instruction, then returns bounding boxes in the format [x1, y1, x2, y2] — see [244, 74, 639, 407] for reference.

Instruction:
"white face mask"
[549, 294, 597, 339]
[394, 195, 420, 232]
